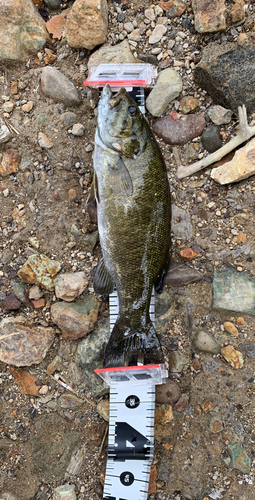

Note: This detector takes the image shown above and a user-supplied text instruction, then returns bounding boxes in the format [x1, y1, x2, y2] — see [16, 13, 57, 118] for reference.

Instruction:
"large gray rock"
[194, 41, 255, 115]
[212, 267, 255, 315]
[40, 67, 80, 106]
[76, 319, 111, 398]
[0, 316, 55, 367]
[165, 260, 203, 287]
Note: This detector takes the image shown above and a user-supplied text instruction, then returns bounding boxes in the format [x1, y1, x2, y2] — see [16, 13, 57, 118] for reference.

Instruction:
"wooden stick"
[176, 105, 255, 179]
[97, 426, 108, 460]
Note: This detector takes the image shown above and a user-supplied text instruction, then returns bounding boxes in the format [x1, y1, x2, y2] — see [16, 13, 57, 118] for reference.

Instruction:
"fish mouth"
[100, 84, 127, 110]
[108, 87, 126, 109]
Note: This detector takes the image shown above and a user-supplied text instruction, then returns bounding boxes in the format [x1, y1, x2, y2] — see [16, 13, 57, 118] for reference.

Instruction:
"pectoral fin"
[93, 258, 114, 295]
[108, 157, 133, 196]
[87, 171, 99, 204]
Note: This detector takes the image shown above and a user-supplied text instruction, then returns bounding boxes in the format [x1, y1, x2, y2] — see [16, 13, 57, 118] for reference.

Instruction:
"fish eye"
[128, 106, 136, 115]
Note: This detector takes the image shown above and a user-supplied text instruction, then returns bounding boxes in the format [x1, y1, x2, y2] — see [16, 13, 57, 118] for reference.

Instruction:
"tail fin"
[103, 319, 164, 368]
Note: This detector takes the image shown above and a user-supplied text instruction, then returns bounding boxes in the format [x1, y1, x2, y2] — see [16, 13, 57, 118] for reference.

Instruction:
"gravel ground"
[1, 1, 255, 499]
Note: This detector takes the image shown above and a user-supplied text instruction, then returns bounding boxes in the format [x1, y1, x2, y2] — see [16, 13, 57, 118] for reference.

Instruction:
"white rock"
[146, 68, 182, 117]
[145, 7, 155, 21]
[149, 24, 167, 44]
[71, 123, 84, 136]
[38, 132, 53, 149]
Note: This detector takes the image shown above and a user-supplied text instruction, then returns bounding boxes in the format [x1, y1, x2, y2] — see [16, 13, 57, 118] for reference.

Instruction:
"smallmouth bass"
[89, 84, 171, 367]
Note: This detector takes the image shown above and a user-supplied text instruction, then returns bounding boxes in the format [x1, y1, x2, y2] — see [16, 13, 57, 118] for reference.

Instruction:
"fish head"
[97, 84, 149, 159]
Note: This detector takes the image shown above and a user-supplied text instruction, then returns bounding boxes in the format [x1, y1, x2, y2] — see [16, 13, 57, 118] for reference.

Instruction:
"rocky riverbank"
[1, 1, 255, 499]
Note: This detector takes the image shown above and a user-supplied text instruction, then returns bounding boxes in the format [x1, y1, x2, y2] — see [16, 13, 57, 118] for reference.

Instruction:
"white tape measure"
[95, 364, 167, 500]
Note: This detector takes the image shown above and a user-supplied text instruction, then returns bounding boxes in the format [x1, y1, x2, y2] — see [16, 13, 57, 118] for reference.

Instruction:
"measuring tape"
[95, 364, 167, 500]
[89, 64, 166, 499]
[96, 288, 165, 500]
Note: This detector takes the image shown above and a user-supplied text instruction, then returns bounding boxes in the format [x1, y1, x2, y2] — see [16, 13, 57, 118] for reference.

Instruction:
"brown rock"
[0, 316, 55, 366]
[155, 404, 173, 443]
[233, 232, 246, 244]
[44, 50, 57, 65]
[18, 254, 61, 291]
[221, 345, 244, 369]
[230, 0, 245, 23]
[148, 464, 157, 495]
[237, 316, 246, 326]
[180, 248, 200, 260]
[153, 113, 206, 146]
[211, 137, 255, 185]
[46, 355, 63, 375]
[68, 188, 77, 200]
[208, 105, 233, 125]
[192, 357, 201, 370]
[0, 0, 49, 61]
[51, 296, 100, 340]
[192, 0, 226, 33]
[46, 9, 71, 39]
[22, 101, 34, 112]
[29, 285, 43, 300]
[202, 401, 217, 412]
[156, 379, 181, 405]
[173, 393, 189, 412]
[96, 399, 110, 421]
[158, 0, 186, 16]
[55, 272, 87, 302]
[11, 81, 18, 94]
[53, 190, 61, 200]
[3, 293, 21, 310]
[9, 367, 41, 396]
[87, 39, 137, 74]
[32, 298, 45, 308]
[0, 149, 20, 176]
[0, 181, 8, 190]
[223, 321, 238, 336]
[179, 96, 198, 114]
[32, 0, 43, 6]
[65, 0, 108, 50]
[164, 260, 203, 287]
[210, 416, 223, 433]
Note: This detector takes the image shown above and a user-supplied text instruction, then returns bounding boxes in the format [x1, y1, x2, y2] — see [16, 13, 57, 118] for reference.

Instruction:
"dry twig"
[97, 426, 108, 460]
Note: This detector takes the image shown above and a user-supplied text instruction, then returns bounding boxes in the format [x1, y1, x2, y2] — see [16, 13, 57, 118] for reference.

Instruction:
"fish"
[88, 84, 171, 368]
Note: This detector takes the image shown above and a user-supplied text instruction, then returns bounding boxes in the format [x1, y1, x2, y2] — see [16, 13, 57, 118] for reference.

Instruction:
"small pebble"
[71, 123, 84, 136]
[221, 345, 244, 369]
[237, 317, 246, 326]
[223, 321, 238, 336]
[68, 188, 77, 200]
